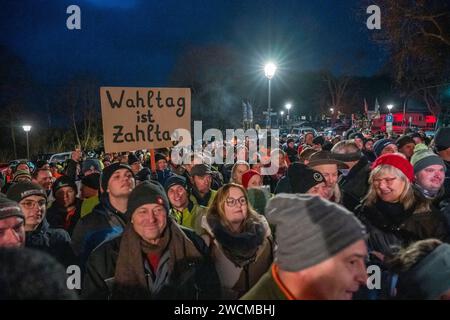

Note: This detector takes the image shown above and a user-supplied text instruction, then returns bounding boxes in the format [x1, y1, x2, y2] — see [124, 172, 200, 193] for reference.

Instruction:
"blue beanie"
[373, 139, 395, 157]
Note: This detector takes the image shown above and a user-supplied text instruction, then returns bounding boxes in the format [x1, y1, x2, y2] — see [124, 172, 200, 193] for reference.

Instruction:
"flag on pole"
[363, 98, 368, 115]
[374, 98, 380, 114]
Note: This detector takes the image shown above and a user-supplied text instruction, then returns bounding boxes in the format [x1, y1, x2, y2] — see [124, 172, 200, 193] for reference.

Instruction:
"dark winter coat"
[355, 198, 450, 256]
[26, 218, 74, 267]
[338, 157, 371, 212]
[47, 198, 82, 236]
[82, 224, 220, 300]
[71, 194, 127, 266]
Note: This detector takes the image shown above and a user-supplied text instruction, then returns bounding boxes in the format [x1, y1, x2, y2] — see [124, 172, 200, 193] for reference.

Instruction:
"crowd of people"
[1, 126, 450, 300]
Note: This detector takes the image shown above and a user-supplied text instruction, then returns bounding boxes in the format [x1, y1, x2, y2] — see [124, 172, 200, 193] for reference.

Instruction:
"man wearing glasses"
[6, 181, 73, 266]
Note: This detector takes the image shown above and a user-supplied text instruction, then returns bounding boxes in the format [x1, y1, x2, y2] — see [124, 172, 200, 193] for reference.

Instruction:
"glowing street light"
[387, 104, 393, 113]
[285, 103, 292, 122]
[280, 110, 284, 127]
[264, 62, 277, 129]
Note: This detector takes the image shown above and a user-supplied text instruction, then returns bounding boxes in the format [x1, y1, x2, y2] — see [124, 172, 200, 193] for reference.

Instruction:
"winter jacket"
[26, 218, 74, 267]
[201, 214, 273, 299]
[80, 195, 100, 218]
[444, 160, 450, 199]
[71, 194, 127, 266]
[169, 200, 207, 235]
[190, 188, 217, 208]
[47, 198, 82, 236]
[156, 168, 173, 187]
[338, 157, 371, 212]
[355, 198, 450, 256]
[241, 264, 289, 300]
[82, 224, 220, 300]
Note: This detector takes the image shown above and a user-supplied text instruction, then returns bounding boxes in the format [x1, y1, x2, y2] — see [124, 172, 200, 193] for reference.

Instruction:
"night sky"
[1, 0, 387, 86]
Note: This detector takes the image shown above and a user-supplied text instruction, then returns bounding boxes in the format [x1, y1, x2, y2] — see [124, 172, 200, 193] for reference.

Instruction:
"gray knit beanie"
[266, 193, 367, 272]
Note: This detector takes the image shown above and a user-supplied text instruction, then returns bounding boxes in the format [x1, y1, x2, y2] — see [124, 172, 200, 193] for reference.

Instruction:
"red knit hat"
[242, 170, 261, 189]
[371, 153, 414, 182]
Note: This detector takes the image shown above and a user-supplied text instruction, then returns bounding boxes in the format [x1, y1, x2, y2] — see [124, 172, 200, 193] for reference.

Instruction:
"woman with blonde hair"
[355, 153, 449, 258]
[201, 183, 273, 299]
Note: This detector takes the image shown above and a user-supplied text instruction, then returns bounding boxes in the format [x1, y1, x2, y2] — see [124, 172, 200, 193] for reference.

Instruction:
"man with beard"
[411, 146, 450, 231]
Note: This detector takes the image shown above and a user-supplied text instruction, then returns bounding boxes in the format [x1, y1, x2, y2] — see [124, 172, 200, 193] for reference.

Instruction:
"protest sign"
[100, 87, 191, 153]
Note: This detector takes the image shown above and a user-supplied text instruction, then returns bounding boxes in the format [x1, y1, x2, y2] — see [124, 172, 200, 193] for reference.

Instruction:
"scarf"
[413, 183, 440, 200]
[207, 214, 266, 268]
[113, 220, 202, 299]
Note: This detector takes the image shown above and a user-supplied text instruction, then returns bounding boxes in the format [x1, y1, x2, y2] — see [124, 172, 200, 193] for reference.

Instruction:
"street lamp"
[280, 111, 284, 127]
[22, 125, 31, 160]
[285, 103, 292, 122]
[264, 62, 277, 129]
[387, 104, 393, 113]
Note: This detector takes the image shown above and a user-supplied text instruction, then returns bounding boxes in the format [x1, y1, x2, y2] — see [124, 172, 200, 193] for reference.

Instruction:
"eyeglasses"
[225, 197, 247, 207]
[20, 199, 47, 209]
[373, 177, 397, 186]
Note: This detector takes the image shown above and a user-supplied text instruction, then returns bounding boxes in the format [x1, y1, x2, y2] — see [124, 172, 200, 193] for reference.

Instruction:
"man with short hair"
[0, 196, 25, 248]
[307, 151, 348, 203]
[128, 152, 143, 175]
[434, 127, 450, 199]
[332, 140, 371, 211]
[71, 163, 135, 264]
[349, 132, 364, 150]
[32, 168, 54, 200]
[190, 164, 217, 207]
[242, 194, 368, 300]
[46, 175, 82, 236]
[6, 182, 73, 266]
[396, 135, 416, 160]
[164, 175, 206, 234]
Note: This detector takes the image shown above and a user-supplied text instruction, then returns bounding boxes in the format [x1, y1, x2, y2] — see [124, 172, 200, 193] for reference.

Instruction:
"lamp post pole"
[22, 125, 31, 159]
[264, 62, 276, 129]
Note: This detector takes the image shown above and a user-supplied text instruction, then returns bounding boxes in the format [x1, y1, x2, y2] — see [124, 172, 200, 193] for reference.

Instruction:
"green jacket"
[80, 195, 100, 218]
[170, 201, 207, 235]
[190, 189, 217, 208]
[240, 265, 289, 300]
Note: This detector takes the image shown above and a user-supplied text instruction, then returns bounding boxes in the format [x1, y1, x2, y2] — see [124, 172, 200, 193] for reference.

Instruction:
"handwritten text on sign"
[100, 87, 191, 153]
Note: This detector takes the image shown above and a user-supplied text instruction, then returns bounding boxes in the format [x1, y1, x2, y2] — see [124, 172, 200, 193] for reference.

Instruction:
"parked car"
[290, 127, 318, 137]
[49, 152, 72, 164]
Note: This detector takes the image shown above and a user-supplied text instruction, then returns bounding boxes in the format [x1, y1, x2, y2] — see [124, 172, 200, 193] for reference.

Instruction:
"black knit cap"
[52, 175, 77, 196]
[164, 174, 187, 193]
[396, 135, 415, 149]
[0, 195, 24, 221]
[312, 135, 325, 146]
[155, 153, 167, 163]
[125, 181, 170, 222]
[288, 163, 326, 194]
[81, 173, 100, 190]
[128, 152, 140, 165]
[100, 162, 134, 192]
[6, 182, 47, 203]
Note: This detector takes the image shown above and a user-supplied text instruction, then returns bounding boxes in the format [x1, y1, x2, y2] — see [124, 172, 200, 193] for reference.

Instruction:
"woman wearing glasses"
[6, 181, 74, 267]
[355, 153, 449, 259]
[201, 183, 273, 299]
